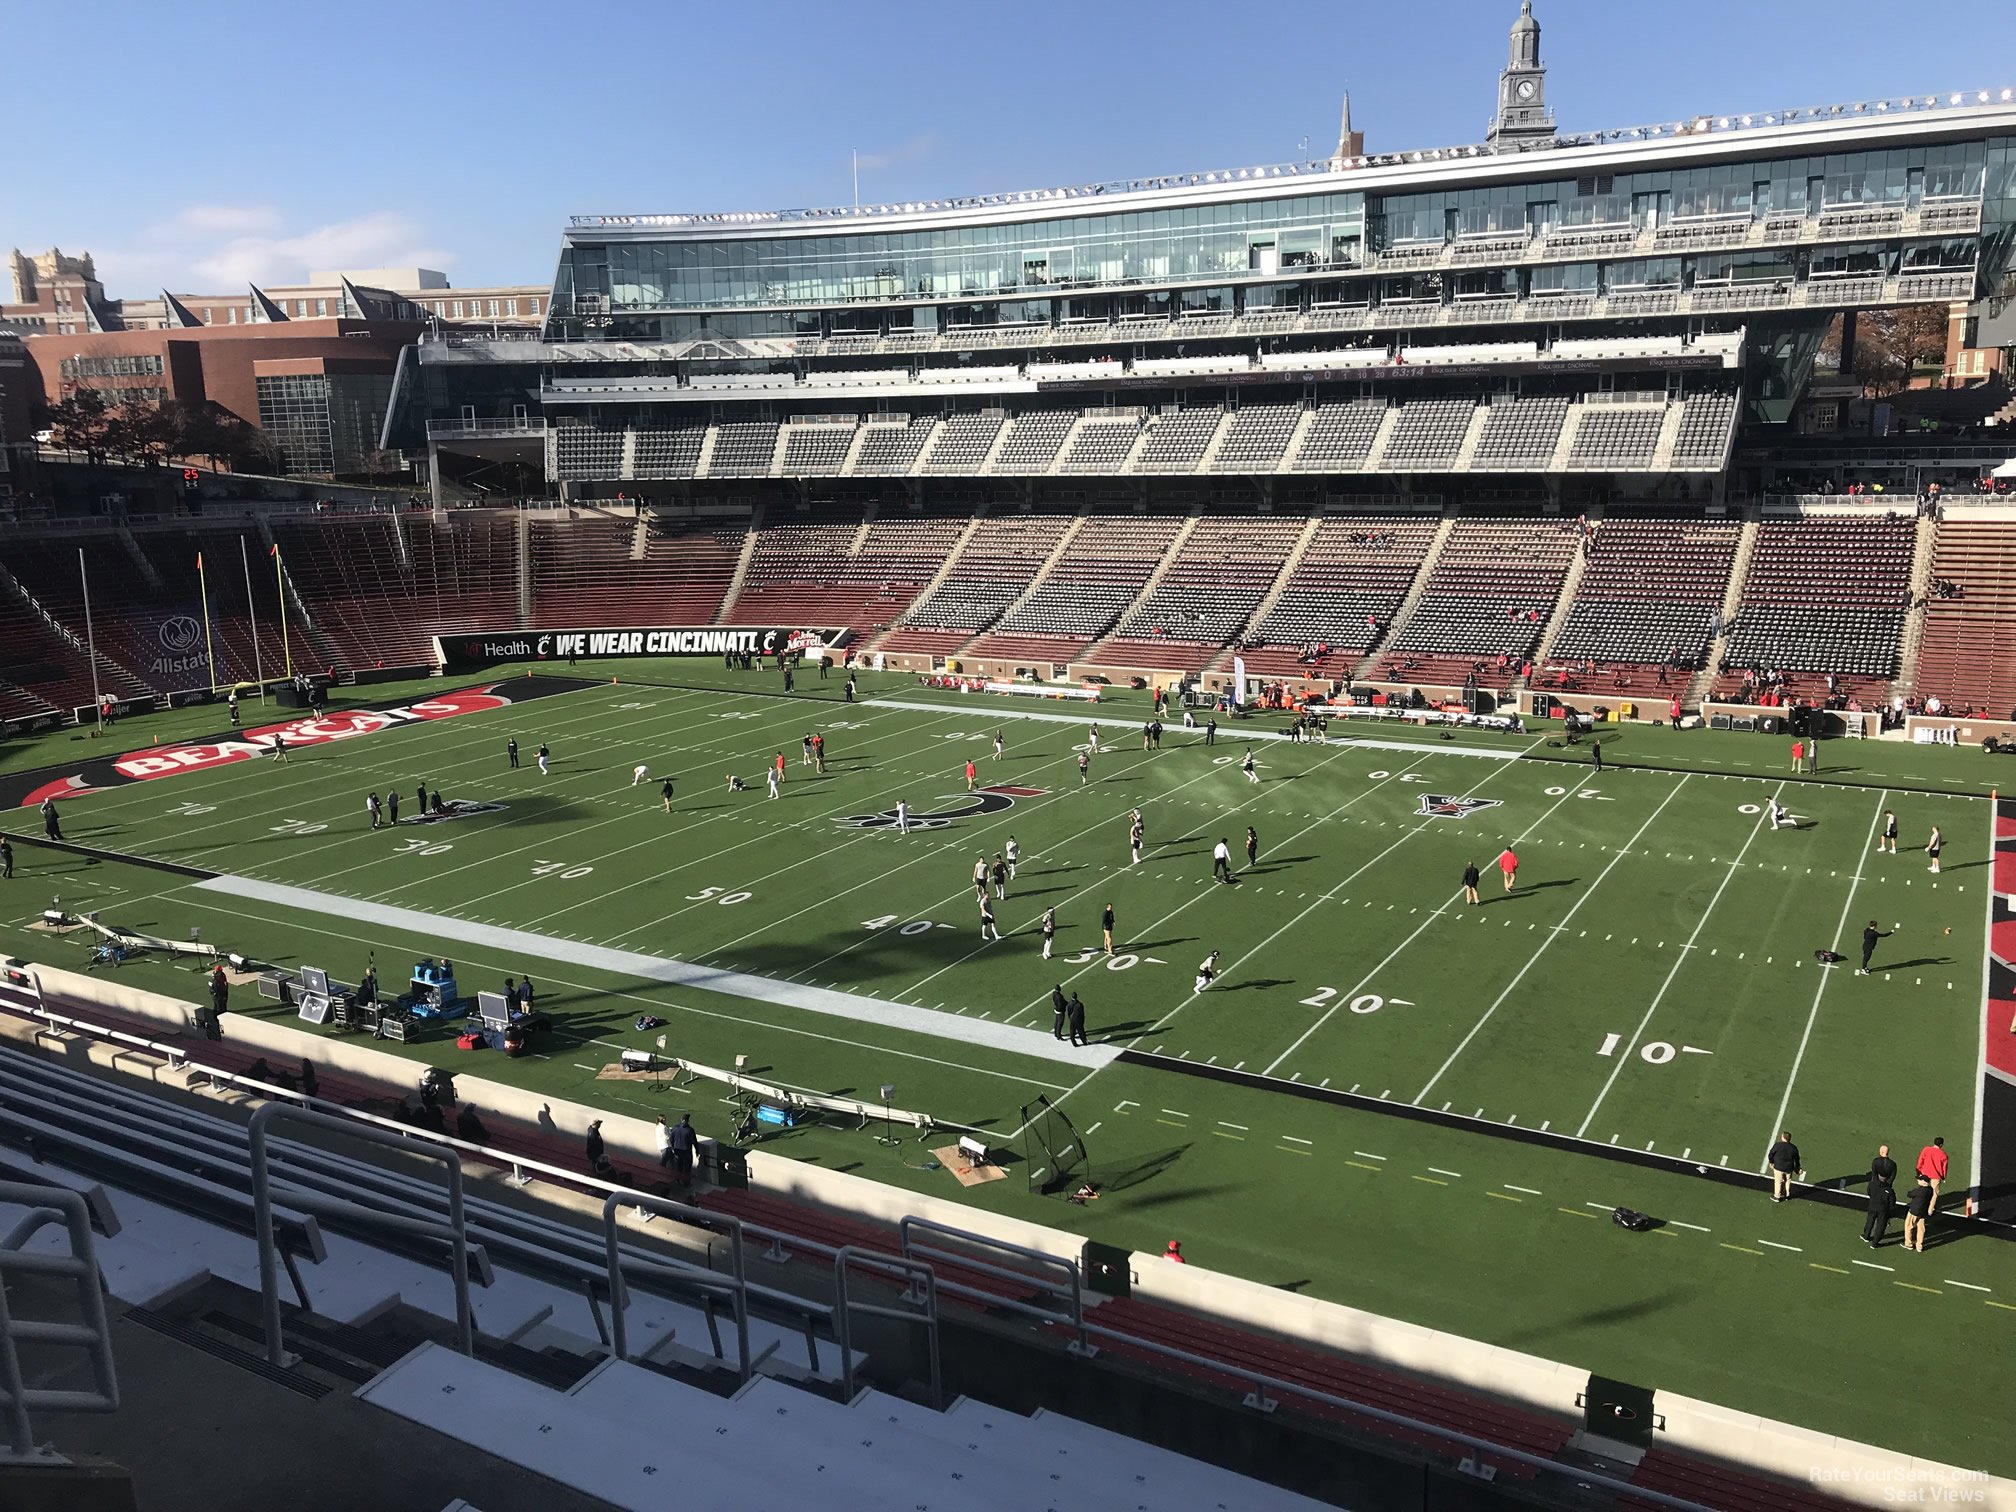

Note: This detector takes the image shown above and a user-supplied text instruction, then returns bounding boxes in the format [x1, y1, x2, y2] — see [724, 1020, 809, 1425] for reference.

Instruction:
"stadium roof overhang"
[565, 96, 2016, 247]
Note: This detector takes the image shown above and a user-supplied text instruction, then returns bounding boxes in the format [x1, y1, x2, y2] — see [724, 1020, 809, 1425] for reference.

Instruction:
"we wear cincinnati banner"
[436, 627, 841, 670]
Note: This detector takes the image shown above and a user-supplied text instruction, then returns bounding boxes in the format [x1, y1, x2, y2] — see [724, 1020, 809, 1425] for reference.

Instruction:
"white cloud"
[97, 206, 454, 295]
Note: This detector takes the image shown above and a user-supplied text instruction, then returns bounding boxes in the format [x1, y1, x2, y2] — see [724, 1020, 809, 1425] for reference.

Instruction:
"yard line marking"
[1487, 1191, 1522, 1203]
[1353, 1151, 1388, 1162]
[1415, 776, 1692, 1106]
[1987, 1300, 2016, 1312]
[1412, 1175, 1448, 1186]
[1280, 1136, 1313, 1145]
[1156, 1118, 1186, 1128]
[572, 1063, 598, 1071]
[1217, 1121, 1248, 1130]
[1428, 1168, 1463, 1179]
[1504, 1184, 1543, 1196]
[1277, 1145, 1312, 1156]
[1345, 1160, 1383, 1173]
[1762, 791, 1890, 1164]
[1720, 1243, 1767, 1256]
[1557, 1207, 1596, 1219]
[1668, 1220, 1710, 1233]
[1852, 1260, 1895, 1272]
[1810, 1263, 1852, 1275]
[1583, 1201, 1612, 1211]
[1084, 1122, 1102, 1136]
[1945, 1280, 1991, 1293]
[1161, 1108, 1190, 1118]
[1577, 782, 1783, 1136]
[1895, 1282, 1943, 1296]
[1212, 1130, 1245, 1141]
[1757, 1240, 1802, 1252]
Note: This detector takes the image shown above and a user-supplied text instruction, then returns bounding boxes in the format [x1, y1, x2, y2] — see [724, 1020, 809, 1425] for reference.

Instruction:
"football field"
[1, 663, 2009, 1472]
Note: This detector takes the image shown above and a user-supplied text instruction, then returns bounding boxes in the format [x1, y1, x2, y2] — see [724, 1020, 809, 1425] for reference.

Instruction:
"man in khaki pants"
[1766, 1131, 1803, 1202]
[1902, 1177, 1934, 1253]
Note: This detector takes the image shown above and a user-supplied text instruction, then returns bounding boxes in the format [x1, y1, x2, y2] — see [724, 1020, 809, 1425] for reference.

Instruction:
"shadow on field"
[1500, 1286, 1699, 1349]
[1093, 1020, 1158, 1044]
[1494, 878, 1579, 898]
[1098, 1143, 1190, 1192]
[1222, 978, 1291, 991]
[1884, 957, 1953, 970]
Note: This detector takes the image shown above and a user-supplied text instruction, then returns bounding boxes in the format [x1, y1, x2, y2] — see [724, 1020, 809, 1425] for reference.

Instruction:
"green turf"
[0, 661, 2008, 1476]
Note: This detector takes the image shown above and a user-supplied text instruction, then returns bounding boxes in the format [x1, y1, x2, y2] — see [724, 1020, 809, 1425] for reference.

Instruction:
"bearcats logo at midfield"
[841, 785, 1047, 831]
[1415, 793, 1503, 819]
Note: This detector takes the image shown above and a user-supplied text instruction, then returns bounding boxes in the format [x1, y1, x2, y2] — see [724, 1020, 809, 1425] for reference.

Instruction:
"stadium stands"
[881, 511, 1075, 656]
[1566, 404, 1665, 470]
[777, 420, 856, 476]
[1056, 416, 1144, 474]
[1084, 514, 1305, 670]
[1209, 403, 1301, 473]
[1380, 397, 1477, 471]
[708, 420, 781, 477]
[1543, 517, 1741, 694]
[1240, 515, 1442, 678]
[1470, 396, 1571, 469]
[1717, 513, 1916, 703]
[1911, 515, 2016, 717]
[1383, 517, 1578, 687]
[920, 414, 1005, 474]
[1669, 391, 1740, 469]
[851, 418, 939, 475]
[632, 421, 708, 479]
[1286, 399, 1387, 471]
[988, 411, 1077, 474]
[1131, 408, 1227, 474]
[965, 513, 1185, 665]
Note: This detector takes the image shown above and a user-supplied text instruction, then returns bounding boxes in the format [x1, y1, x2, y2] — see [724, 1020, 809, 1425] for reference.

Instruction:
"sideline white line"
[1575, 780, 1783, 1137]
[1761, 791, 1888, 1167]
[191, 872, 1114, 1070]
[1412, 776, 1692, 1106]
[1973, 792, 1997, 1226]
[864, 699, 1528, 760]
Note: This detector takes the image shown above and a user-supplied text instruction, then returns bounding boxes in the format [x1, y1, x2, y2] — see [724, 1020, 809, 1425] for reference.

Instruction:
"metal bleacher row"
[544, 387, 1742, 481]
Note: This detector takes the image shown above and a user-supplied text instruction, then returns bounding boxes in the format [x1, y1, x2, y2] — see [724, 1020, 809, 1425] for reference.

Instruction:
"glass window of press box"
[554, 193, 1370, 313]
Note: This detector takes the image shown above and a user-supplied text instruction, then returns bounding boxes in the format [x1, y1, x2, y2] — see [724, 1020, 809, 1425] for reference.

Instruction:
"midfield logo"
[1415, 794, 1503, 819]
[840, 785, 1047, 831]
[401, 800, 508, 825]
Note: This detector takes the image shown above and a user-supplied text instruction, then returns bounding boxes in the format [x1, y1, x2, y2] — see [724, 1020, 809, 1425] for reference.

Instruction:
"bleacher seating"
[1378, 397, 1477, 470]
[1567, 405, 1665, 470]
[777, 422, 856, 476]
[1907, 516, 2016, 717]
[721, 503, 868, 628]
[631, 422, 706, 480]
[1470, 396, 1570, 469]
[850, 418, 939, 475]
[920, 414, 1004, 474]
[882, 511, 1073, 655]
[1543, 518, 1740, 694]
[1286, 399, 1387, 471]
[1717, 513, 1916, 702]
[1670, 392, 1739, 469]
[988, 411, 1076, 474]
[400, 515, 522, 645]
[1385, 517, 1578, 686]
[966, 513, 1184, 663]
[551, 423, 624, 481]
[1240, 515, 1440, 677]
[707, 421, 780, 477]
[1056, 416, 1143, 474]
[0, 535, 214, 700]
[1210, 404, 1300, 473]
[1087, 515, 1304, 669]
[1131, 409, 1225, 474]
[0, 590, 140, 717]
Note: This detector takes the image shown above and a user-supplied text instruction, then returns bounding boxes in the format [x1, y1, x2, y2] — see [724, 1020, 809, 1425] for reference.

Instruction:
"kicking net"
[1021, 1093, 1089, 1195]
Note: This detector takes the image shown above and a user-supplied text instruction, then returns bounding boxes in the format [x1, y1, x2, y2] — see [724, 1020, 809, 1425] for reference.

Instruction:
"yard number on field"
[531, 858, 594, 880]
[863, 916, 955, 936]
[685, 885, 753, 905]
[1543, 786, 1612, 801]
[1596, 1033, 1712, 1063]
[395, 837, 452, 857]
[1299, 988, 1412, 1014]
[270, 818, 327, 835]
[170, 801, 216, 817]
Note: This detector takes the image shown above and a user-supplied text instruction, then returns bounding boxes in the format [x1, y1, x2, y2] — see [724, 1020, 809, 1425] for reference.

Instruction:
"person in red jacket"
[1163, 1240, 1186, 1264]
[1916, 1137, 1949, 1211]
[1498, 848, 1519, 893]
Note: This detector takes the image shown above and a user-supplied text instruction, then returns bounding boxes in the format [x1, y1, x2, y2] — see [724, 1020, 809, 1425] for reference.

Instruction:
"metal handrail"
[600, 1193, 748, 1381]
[833, 1246, 939, 1409]
[0, 1183, 118, 1461]
[249, 1102, 473, 1366]
[897, 1215, 1090, 1354]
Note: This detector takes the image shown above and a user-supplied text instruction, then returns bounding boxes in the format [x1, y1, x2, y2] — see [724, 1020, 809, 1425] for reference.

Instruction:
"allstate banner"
[436, 626, 840, 670]
[1233, 654, 1247, 706]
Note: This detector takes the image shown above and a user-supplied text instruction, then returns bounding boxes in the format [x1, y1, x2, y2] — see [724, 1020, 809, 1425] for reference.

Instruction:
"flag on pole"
[269, 543, 278, 557]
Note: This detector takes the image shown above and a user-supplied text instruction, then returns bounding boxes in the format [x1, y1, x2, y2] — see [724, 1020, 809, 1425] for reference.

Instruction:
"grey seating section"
[852, 419, 939, 475]
[900, 514, 1074, 631]
[551, 424, 622, 482]
[1210, 404, 1300, 473]
[1380, 398, 1477, 470]
[632, 424, 706, 479]
[1287, 399, 1387, 471]
[921, 415, 1005, 474]
[1392, 518, 1578, 658]
[1056, 417, 1143, 474]
[708, 421, 781, 477]
[1723, 515, 1914, 675]
[1567, 407, 1663, 469]
[1470, 397, 1570, 468]
[988, 412, 1077, 473]
[1670, 393, 1738, 467]
[1132, 409, 1225, 474]
[1248, 517, 1440, 653]
[778, 424, 855, 475]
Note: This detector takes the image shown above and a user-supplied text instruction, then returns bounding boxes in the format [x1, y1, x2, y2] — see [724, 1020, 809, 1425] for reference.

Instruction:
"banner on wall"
[436, 626, 842, 670]
[1232, 654, 1248, 706]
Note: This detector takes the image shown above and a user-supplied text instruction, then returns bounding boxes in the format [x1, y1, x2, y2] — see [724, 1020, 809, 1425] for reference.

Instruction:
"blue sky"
[9, 0, 2016, 296]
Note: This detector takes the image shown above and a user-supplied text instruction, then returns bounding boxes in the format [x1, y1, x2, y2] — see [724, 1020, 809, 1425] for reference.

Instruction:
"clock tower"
[1488, 1, 1556, 153]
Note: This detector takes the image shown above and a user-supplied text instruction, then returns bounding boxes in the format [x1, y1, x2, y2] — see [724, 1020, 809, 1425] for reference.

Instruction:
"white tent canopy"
[1992, 457, 2016, 478]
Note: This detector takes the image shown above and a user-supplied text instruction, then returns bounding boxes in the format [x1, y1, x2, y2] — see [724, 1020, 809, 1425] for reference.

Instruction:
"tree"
[45, 387, 115, 463]
[1819, 306, 1950, 392]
